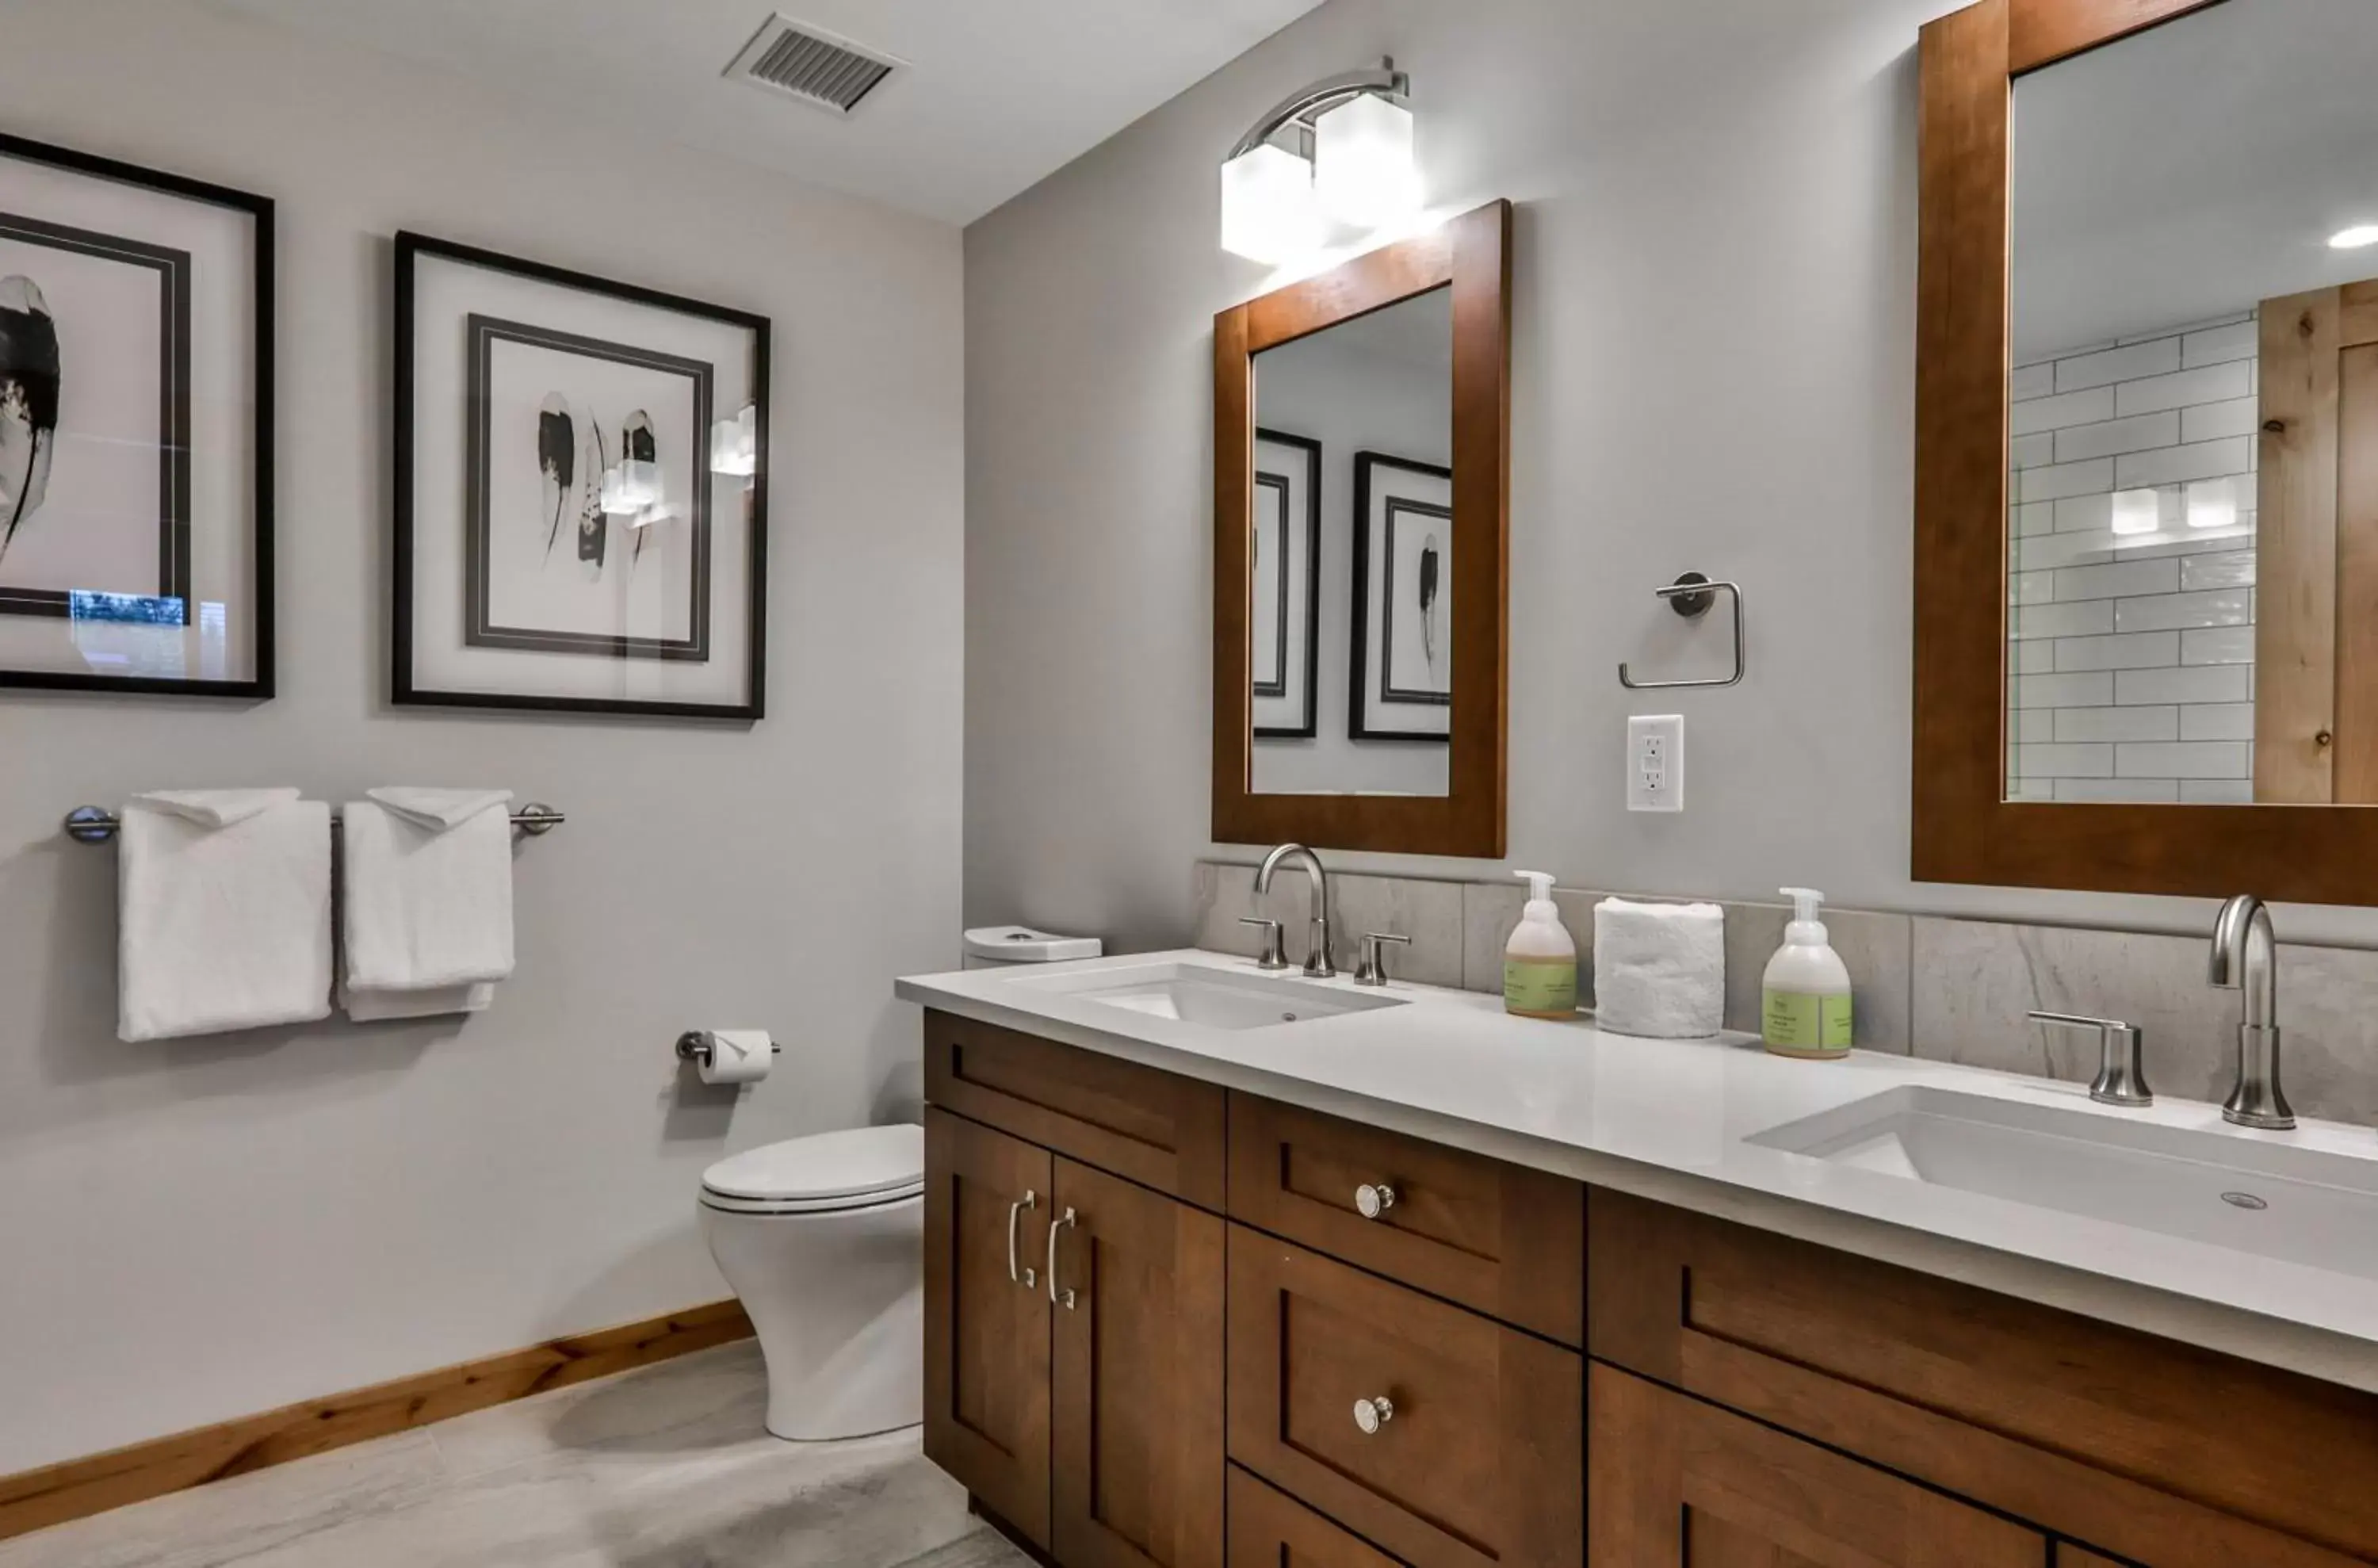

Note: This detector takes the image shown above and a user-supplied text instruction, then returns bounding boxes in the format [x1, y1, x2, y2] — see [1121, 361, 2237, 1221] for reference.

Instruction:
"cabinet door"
[924, 1109, 1053, 1549]
[1049, 1157, 1225, 1568]
[1589, 1364, 2047, 1567]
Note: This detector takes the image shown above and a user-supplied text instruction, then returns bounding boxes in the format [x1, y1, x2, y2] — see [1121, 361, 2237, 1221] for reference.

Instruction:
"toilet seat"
[699, 1124, 924, 1218]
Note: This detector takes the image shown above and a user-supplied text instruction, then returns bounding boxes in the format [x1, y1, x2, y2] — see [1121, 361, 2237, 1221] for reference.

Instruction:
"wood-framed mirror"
[1212, 199, 1511, 856]
[1915, 0, 2378, 904]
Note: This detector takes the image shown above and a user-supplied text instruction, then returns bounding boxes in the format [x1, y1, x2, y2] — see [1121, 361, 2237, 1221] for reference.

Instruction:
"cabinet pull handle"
[1353, 1395, 1395, 1435]
[1046, 1207, 1079, 1310]
[1354, 1182, 1397, 1220]
[1007, 1190, 1038, 1289]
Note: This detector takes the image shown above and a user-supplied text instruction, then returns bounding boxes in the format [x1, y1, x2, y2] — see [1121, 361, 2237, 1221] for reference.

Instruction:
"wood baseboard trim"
[0, 1298, 753, 1544]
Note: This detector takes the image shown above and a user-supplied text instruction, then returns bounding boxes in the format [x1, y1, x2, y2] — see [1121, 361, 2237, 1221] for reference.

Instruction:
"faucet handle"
[1355, 932, 1412, 986]
[1239, 917, 1290, 971]
[2029, 1011, 2152, 1107]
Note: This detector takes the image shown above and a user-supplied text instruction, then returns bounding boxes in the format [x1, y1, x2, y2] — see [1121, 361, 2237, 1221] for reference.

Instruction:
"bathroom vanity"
[902, 953, 2378, 1568]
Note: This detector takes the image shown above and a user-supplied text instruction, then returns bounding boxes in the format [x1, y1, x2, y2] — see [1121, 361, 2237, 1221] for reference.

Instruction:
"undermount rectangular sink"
[1750, 1086, 2378, 1280]
[1011, 961, 1405, 1031]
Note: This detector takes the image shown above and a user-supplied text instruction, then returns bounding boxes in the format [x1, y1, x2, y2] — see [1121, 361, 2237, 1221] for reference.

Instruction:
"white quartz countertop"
[898, 949, 2378, 1393]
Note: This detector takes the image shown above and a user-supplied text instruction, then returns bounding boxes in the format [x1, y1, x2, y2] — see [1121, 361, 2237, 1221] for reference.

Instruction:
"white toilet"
[698, 1122, 925, 1441]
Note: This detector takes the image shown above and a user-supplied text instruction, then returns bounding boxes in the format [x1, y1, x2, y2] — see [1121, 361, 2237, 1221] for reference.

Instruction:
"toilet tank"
[962, 925, 1102, 969]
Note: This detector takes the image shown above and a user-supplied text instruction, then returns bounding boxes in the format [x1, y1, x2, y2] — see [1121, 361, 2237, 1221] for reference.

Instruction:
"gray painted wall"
[963, 0, 2378, 954]
[0, 0, 962, 1472]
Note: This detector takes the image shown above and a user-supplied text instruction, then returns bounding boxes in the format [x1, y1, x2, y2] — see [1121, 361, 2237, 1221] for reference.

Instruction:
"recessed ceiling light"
[2330, 225, 2378, 250]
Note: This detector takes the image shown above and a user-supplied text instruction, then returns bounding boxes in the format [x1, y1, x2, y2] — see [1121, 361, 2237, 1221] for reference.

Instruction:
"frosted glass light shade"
[2187, 476, 2238, 530]
[710, 403, 758, 476]
[600, 460, 663, 518]
[1314, 92, 1419, 229]
[1221, 143, 1319, 263]
[2109, 488, 2161, 536]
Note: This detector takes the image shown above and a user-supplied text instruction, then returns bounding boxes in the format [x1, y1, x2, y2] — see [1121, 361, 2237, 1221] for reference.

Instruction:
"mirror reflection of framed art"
[394, 231, 769, 721]
[0, 132, 272, 697]
[1349, 450, 1452, 743]
[1252, 426, 1320, 740]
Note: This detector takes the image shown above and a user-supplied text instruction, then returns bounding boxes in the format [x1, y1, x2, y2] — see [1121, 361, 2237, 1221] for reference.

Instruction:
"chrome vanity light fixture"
[1220, 59, 1418, 263]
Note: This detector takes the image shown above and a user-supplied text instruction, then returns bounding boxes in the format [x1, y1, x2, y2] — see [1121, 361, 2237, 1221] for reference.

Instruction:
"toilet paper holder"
[675, 1031, 783, 1068]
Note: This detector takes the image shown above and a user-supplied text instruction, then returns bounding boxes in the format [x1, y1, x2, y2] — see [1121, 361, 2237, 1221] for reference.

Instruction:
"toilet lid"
[700, 1124, 924, 1205]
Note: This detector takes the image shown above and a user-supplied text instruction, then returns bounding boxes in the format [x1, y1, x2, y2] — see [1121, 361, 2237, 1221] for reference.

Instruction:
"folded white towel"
[118, 790, 333, 1042]
[338, 979, 495, 1023]
[1592, 898, 1726, 1039]
[368, 786, 514, 832]
[132, 787, 302, 829]
[342, 790, 515, 992]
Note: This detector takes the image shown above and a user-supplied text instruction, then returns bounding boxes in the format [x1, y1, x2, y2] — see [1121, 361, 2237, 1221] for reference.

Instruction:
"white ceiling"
[2012, 0, 2378, 358]
[208, 0, 1325, 225]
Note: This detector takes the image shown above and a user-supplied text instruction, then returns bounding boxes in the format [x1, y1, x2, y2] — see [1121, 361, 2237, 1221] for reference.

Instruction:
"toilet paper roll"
[696, 1029, 774, 1086]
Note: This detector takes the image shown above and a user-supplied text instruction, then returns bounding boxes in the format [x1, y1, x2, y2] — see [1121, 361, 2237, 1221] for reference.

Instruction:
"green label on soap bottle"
[1504, 958, 1577, 1017]
[1763, 989, 1852, 1054]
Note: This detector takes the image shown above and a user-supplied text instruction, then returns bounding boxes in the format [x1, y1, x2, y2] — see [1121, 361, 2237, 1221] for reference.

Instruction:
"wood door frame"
[1908, 0, 2378, 904]
[1213, 200, 1512, 858]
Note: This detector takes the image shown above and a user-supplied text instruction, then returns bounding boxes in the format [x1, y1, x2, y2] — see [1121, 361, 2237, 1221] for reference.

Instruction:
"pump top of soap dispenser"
[1515, 870, 1556, 910]
[1780, 887, 1828, 943]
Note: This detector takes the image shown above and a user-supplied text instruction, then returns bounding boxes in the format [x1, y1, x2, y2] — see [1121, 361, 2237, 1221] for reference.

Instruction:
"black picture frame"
[0, 131, 273, 698]
[1348, 449, 1454, 743]
[462, 316, 713, 662]
[1252, 426, 1321, 740]
[393, 231, 770, 721]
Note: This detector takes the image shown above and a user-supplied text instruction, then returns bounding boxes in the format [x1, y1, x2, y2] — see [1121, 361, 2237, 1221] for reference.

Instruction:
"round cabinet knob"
[1354, 1182, 1397, 1220]
[1353, 1395, 1395, 1435]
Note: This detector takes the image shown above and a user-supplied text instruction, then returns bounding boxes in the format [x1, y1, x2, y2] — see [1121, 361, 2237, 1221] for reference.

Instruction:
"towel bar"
[62, 802, 565, 845]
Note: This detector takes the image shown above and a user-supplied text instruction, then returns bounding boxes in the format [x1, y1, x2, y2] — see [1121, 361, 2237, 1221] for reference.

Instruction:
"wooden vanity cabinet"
[923, 1109, 1053, 1544]
[1225, 1092, 1585, 1346]
[1589, 1363, 2048, 1566]
[1225, 1467, 1407, 1568]
[1050, 1157, 1226, 1568]
[922, 1010, 1229, 1567]
[926, 1014, 2378, 1568]
[1225, 1226, 1583, 1568]
[1589, 1187, 2378, 1568]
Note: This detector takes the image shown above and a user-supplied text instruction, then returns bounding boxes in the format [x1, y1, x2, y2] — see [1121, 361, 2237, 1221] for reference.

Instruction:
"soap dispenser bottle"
[1504, 870, 1578, 1019]
[1762, 887, 1852, 1057]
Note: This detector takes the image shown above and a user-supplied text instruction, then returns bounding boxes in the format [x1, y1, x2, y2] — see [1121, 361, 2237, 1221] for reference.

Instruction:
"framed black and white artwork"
[394, 231, 769, 720]
[1251, 426, 1320, 740]
[0, 133, 272, 696]
[1348, 450, 1452, 742]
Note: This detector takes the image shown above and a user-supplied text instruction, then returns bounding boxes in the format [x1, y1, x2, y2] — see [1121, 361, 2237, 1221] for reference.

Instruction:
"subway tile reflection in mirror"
[1248, 285, 1452, 797]
[2004, 0, 2378, 806]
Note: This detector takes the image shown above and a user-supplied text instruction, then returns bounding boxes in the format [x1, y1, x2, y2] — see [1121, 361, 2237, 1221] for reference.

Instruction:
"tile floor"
[0, 1343, 1030, 1568]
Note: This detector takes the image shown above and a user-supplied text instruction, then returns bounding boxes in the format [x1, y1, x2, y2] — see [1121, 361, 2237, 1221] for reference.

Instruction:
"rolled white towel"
[1592, 898, 1725, 1039]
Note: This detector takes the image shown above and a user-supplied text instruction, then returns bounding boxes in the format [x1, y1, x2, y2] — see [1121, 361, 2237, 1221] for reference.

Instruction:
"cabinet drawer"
[1226, 1466, 1406, 1568]
[924, 1010, 1226, 1208]
[1225, 1225, 1581, 1568]
[1227, 1094, 1583, 1344]
[1589, 1363, 2047, 1566]
[1589, 1188, 2378, 1568]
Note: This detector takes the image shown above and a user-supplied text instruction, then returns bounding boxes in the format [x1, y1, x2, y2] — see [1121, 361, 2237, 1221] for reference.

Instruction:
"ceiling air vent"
[724, 14, 904, 117]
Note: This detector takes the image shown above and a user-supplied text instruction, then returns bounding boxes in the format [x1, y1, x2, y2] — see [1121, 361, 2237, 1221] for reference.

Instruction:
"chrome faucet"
[2209, 894, 2293, 1130]
[1256, 843, 1335, 978]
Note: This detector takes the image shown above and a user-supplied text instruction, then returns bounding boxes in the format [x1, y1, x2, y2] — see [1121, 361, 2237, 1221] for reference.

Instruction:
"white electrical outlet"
[1629, 714, 1684, 813]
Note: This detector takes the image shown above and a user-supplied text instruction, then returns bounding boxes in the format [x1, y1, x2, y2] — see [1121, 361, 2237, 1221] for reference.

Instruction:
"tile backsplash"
[1190, 859, 2378, 1126]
